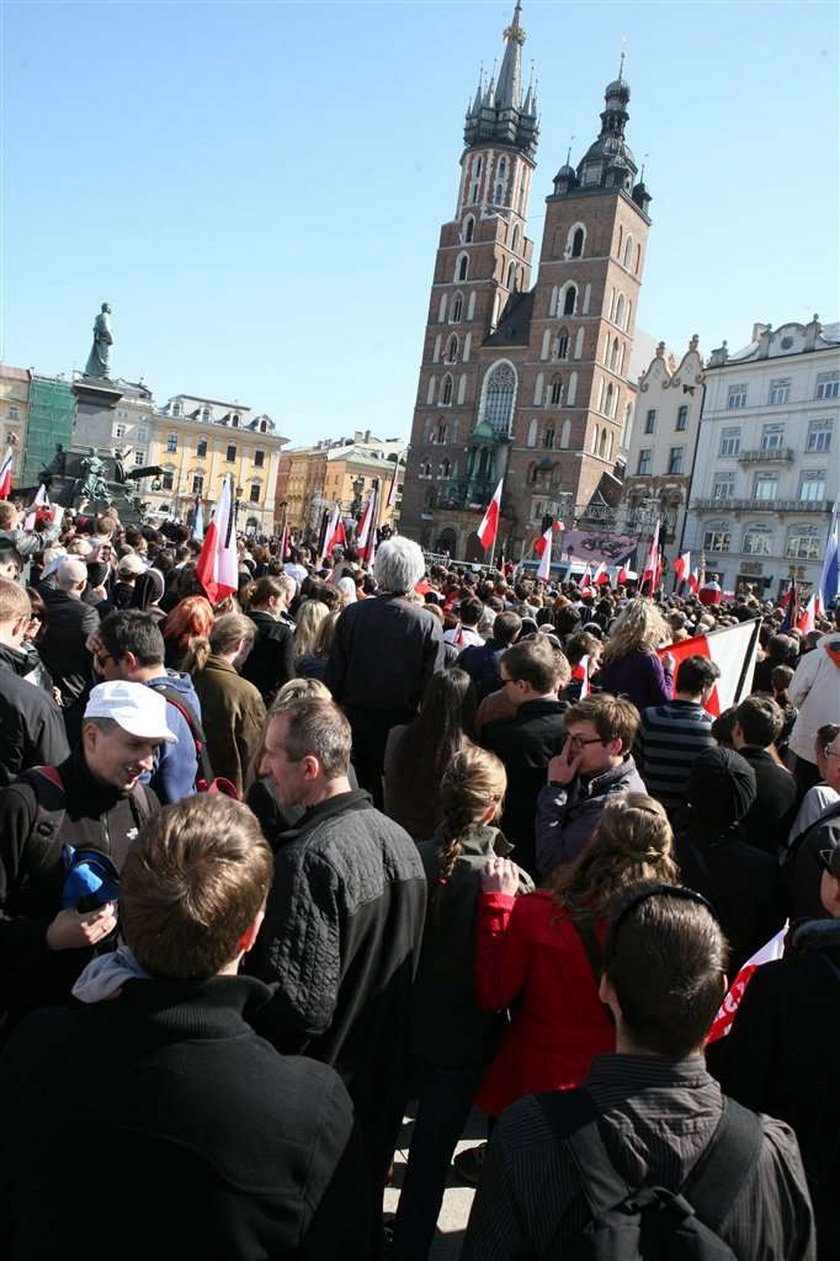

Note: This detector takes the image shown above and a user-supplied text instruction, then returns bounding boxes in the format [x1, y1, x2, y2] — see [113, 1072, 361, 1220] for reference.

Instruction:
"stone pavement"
[383, 1107, 487, 1259]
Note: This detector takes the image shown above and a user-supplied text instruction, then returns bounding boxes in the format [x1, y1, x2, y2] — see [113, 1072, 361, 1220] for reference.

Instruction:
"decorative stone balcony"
[692, 498, 834, 514]
[736, 448, 794, 464]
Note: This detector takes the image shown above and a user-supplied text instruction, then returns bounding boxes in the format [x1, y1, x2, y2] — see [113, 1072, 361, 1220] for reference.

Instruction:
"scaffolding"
[23, 377, 76, 486]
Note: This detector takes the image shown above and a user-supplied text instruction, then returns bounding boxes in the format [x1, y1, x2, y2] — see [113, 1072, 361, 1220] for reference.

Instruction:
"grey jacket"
[536, 754, 646, 876]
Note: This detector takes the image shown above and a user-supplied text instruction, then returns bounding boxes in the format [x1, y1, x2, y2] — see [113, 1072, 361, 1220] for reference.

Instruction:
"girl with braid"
[390, 747, 532, 1261]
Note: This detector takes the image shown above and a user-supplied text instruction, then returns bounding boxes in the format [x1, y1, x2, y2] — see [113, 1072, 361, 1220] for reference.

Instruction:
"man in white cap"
[0, 680, 170, 1030]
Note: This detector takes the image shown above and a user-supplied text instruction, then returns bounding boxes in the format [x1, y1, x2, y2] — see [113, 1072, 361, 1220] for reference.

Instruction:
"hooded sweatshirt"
[143, 670, 203, 804]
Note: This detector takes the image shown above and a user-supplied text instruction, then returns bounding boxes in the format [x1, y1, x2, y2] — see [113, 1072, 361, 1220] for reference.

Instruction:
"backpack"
[537, 1088, 763, 1261]
[153, 684, 240, 800]
[20, 765, 155, 910]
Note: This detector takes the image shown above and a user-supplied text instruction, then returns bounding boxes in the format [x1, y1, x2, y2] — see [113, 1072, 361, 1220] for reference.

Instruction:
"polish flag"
[642, 519, 661, 592]
[657, 618, 761, 717]
[816, 506, 839, 617]
[0, 447, 14, 500]
[320, 505, 346, 563]
[357, 488, 378, 566]
[476, 477, 503, 550]
[706, 924, 788, 1044]
[687, 567, 700, 594]
[593, 561, 610, 586]
[796, 593, 817, 635]
[616, 564, 629, 586]
[578, 654, 593, 700]
[23, 484, 50, 532]
[534, 520, 562, 556]
[535, 524, 553, 581]
[196, 476, 238, 607]
[580, 564, 593, 591]
[673, 551, 691, 585]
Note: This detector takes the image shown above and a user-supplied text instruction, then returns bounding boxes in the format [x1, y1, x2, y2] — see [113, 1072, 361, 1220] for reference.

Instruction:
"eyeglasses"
[819, 848, 839, 876]
[567, 735, 605, 751]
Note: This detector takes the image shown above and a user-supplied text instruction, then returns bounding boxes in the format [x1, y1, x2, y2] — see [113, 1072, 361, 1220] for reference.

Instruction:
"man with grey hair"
[193, 613, 265, 797]
[39, 558, 101, 742]
[326, 537, 444, 805]
[250, 697, 426, 1249]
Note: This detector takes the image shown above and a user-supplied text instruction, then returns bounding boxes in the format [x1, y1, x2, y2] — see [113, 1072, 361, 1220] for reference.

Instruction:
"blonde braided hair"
[436, 746, 506, 888]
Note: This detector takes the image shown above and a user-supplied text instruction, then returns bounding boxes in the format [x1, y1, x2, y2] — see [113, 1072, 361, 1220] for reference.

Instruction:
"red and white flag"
[706, 924, 788, 1044]
[616, 564, 629, 586]
[578, 655, 593, 700]
[476, 477, 503, 550]
[535, 524, 553, 581]
[687, 567, 700, 594]
[320, 505, 346, 565]
[0, 446, 14, 500]
[580, 563, 593, 591]
[23, 484, 50, 532]
[657, 618, 761, 716]
[385, 460, 400, 511]
[673, 551, 690, 585]
[796, 592, 817, 635]
[534, 520, 562, 556]
[642, 519, 661, 591]
[357, 488, 378, 567]
[593, 561, 610, 586]
[196, 476, 238, 607]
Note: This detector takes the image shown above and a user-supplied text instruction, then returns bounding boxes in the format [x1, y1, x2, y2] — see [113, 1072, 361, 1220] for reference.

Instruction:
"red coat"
[474, 890, 615, 1117]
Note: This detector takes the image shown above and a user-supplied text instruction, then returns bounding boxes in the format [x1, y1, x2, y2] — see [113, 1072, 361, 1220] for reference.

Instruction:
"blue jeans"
[390, 1059, 485, 1261]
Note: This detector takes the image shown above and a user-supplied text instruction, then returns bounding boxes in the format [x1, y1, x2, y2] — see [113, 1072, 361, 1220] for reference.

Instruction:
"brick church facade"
[400, 3, 653, 562]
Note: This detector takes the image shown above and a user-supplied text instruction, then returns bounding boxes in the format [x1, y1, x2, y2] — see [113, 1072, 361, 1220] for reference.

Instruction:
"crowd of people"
[0, 500, 837, 1260]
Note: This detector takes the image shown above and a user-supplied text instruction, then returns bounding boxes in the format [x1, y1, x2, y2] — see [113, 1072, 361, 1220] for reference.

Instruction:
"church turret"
[568, 57, 648, 196]
[463, 2, 538, 158]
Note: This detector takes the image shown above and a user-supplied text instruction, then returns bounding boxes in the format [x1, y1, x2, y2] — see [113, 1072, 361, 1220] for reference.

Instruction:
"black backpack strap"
[536, 1089, 631, 1217]
[678, 1098, 763, 1233]
[154, 684, 214, 783]
[18, 766, 68, 879]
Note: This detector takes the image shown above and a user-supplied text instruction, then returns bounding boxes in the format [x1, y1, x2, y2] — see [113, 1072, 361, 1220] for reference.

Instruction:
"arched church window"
[481, 362, 517, 437]
[550, 375, 563, 406]
[498, 156, 507, 178]
[570, 226, 585, 258]
[599, 429, 607, 458]
[495, 183, 504, 204]
[543, 426, 555, 450]
[441, 374, 454, 406]
[511, 224, 520, 252]
[455, 253, 469, 283]
[527, 418, 538, 447]
[463, 216, 475, 244]
[610, 338, 620, 371]
[451, 292, 463, 323]
[507, 261, 516, 290]
[560, 419, 571, 448]
[615, 293, 626, 327]
[605, 383, 614, 416]
[445, 334, 458, 363]
[623, 235, 634, 269]
[563, 285, 577, 316]
[555, 328, 569, 361]
[420, 460, 432, 479]
[438, 459, 452, 479]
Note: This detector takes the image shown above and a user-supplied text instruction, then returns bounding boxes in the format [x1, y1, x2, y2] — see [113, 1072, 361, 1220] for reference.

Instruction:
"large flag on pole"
[357, 486, 378, 567]
[476, 477, 504, 550]
[673, 551, 690, 587]
[817, 506, 839, 616]
[196, 476, 238, 606]
[641, 518, 661, 592]
[23, 484, 50, 533]
[796, 592, 817, 635]
[0, 446, 14, 500]
[535, 523, 553, 581]
[319, 504, 346, 566]
[705, 924, 788, 1044]
[385, 460, 400, 512]
[657, 618, 761, 716]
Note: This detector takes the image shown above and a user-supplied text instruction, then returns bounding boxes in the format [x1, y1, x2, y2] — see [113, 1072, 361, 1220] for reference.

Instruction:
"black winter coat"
[0, 975, 369, 1261]
[0, 643, 69, 788]
[325, 594, 444, 713]
[241, 608, 295, 704]
[738, 746, 800, 857]
[37, 588, 99, 707]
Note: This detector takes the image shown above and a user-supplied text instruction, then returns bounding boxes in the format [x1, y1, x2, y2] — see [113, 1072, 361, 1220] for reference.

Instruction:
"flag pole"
[488, 472, 505, 571]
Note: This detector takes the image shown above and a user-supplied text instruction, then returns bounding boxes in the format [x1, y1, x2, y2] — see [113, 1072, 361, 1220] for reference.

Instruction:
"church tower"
[504, 64, 653, 544]
[400, 3, 539, 555]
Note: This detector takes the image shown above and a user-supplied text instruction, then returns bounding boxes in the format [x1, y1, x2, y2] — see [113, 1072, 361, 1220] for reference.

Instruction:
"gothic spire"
[494, 2, 526, 111]
[463, 3, 538, 159]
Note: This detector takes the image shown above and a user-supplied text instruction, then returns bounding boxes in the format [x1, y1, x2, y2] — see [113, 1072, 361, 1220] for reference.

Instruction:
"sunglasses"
[819, 848, 839, 877]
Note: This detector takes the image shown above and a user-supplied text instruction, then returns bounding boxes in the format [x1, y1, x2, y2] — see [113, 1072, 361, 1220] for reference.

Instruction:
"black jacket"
[37, 588, 99, 707]
[246, 790, 426, 1182]
[326, 594, 444, 713]
[241, 609, 295, 705]
[0, 974, 369, 1261]
[0, 744, 158, 1018]
[788, 800, 840, 925]
[738, 746, 800, 857]
[675, 821, 788, 973]
[0, 643, 69, 788]
[482, 697, 568, 876]
[709, 919, 840, 1259]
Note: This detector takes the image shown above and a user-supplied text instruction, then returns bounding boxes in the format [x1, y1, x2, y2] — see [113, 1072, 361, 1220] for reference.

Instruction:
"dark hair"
[563, 630, 601, 668]
[604, 884, 728, 1058]
[675, 655, 720, 696]
[99, 610, 165, 667]
[711, 706, 738, 749]
[271, 698, 351, 778]
[564, 693, 639, 753]
[502, 638, 563, 694]
[121, 796, 272, 979]
[493, 610, 522, 646]
[735, 694, 783, 747]
[459, 596, 483, 628]
[389, 668, 476, 829]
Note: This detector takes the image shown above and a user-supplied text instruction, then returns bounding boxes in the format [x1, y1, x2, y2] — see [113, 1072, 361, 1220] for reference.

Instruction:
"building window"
[249, 482, 261, 503]
[113, 422, 126, 439]
[555, 329, 569, 361]
[668, 447, 684, 475]
[196, 438, 208, 459]
[438, 458, 452, 480]
[703, 524, 731, 553]
[637, 449, 652, 475]
[816, 371, 840, 399]
[799, 469, 826, 502]
[549, 376, 563, 406]
[753, 473, 778, 500]
[446, 334, 458, 363]
[455, 253, 469, 283]
[131, 450, 145, 467]
[622, 235, 634, 269]
[162, 471, 174, 491]
[419, 460, 432, 479]
[441, 374, 454, 406]
[676, 405, 688, 431]
[727, 383, 747, 409]
[644, 409, 656, 434]
[563, 285, 577, 316]
[451, 292, 463, 323]
[615, 293, 626, 327]
[202, 406, 212, 423]
[769, 379, 790, 405]
[136, 427, 147, 444]
[719, 427, 741, 457]
[166, 433, 178, 454]
[192, 473, 204, 496]
[481, 362, 516, 436]
[170, 402, 181, 418]
[742, 525, 773, 555]
[226, 444, 237, 463]
[760, 423, 785, 451]
[8, 406, 19, 421]
[806, 417, 833, 452]
[543, 426, 555, 449]
[713, 472, 736, 500]
[571, 226, 585, 258]
[786, 525, 821, 560]
[463, 216, 475, 243]
[231, 413, 240, 427]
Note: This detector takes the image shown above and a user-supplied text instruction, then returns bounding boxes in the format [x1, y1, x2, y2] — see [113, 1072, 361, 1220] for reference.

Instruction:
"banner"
[657, 618, 761, 716]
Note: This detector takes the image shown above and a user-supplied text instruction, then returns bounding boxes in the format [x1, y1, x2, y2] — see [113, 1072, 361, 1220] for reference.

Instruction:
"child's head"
[771, 664, 794, 703]
[437, 746, 507, 885]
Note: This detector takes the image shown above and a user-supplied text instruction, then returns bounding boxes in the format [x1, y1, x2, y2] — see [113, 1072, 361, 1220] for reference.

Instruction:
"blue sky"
[3, 1, 837, 446]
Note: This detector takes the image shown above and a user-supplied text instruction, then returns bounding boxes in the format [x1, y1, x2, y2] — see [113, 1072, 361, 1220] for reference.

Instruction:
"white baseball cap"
[84, 681, 177, 743]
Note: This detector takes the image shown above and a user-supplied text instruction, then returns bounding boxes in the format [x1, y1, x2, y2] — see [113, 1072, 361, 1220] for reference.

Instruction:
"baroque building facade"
[400, 3, 653, 560]
[683, 317, 839, 598]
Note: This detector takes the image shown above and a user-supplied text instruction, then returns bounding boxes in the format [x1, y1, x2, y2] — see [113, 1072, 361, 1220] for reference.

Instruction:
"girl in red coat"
[473, 793, 678, 1119]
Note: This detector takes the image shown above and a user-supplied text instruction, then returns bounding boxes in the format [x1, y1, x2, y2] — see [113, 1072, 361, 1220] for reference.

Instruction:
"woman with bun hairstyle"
[458, 794, 678, 1180]
[390, 746, 532, 1261]
[161, 595, 214, 673]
